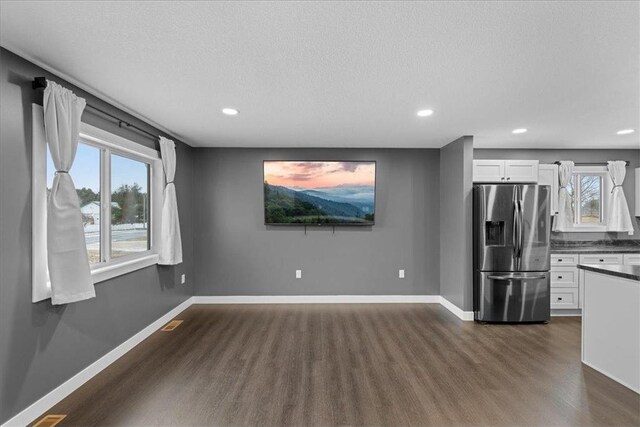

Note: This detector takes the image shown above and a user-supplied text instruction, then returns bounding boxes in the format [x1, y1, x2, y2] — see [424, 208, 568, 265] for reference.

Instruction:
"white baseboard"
[192, 295, 441, 304]
[551, 309, 582, 317]
[439, 297, 475, 321]
[2, 297, 193, 427]
[192, 295, 474, 321]
[551, 313, 582, 317]
[3, 293, 473, 426]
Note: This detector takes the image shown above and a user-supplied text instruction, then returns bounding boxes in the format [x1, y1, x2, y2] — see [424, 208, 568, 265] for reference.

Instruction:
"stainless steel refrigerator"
[473, 184, 551, 322]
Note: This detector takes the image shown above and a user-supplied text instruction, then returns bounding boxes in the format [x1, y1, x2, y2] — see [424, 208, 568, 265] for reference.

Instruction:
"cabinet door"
[505, 160, 539, 183]
[538, 164, 558, 215]
[624, 254, 640, 265]
[473, 160, 505, 183]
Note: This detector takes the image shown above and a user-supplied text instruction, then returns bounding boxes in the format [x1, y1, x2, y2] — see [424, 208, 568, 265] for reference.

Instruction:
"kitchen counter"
[551, 240, 640, 254]
[578, 264, 640, 281]
[581, 265, 640, 393]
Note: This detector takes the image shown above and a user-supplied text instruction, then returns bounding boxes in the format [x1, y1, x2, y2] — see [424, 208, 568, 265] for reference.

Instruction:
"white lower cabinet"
[551, 254, 580, 310]
[550, 252, 638, 312]
[623, 253, 640, 265]
[551, 254, 579, 309]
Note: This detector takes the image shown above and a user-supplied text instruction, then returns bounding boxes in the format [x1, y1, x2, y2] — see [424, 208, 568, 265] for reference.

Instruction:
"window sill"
[91, 254, 159, 284]
[557, 226, 609, 233]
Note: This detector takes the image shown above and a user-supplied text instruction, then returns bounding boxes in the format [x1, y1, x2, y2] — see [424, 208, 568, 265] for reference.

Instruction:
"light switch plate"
[399, 269, 405, 279]
[181, 274, 186, 284]
[296, 269, 302, 279]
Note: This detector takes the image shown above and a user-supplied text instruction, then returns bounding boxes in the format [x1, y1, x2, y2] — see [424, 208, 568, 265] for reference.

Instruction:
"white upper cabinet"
[504, 160, 539, 182]
[538, 164, 559, 215]
[473, 160, 506, 183]
[473, 160, 539, 183]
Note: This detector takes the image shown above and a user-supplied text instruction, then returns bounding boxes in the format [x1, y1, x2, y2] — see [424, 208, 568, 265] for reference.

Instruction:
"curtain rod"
[32, 77, 158, 141]
[554, 161, 630, 166]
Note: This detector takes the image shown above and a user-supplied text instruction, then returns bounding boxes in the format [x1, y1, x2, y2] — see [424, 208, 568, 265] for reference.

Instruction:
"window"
[110, 154, 151, 259]
[566, 166, 612, 231]
[34, 104, 163, 292]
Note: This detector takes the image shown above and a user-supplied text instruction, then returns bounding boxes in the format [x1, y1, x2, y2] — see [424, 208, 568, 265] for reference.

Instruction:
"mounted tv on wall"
[264, 161, 376, 225]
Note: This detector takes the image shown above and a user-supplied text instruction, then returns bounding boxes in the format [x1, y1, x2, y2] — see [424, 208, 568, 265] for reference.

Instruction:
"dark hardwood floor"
[32, 304, 640, 426]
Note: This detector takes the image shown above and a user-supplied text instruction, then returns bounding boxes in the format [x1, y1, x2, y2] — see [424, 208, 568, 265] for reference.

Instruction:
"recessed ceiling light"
[512, 128, 527, 134]
[417, 109, 434, 117]
[617, 129, 635, 135]
[222, 108, 239, 116]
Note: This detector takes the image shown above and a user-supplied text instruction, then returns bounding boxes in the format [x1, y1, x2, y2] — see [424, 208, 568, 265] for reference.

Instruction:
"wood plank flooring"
[32, 304, 640, 426]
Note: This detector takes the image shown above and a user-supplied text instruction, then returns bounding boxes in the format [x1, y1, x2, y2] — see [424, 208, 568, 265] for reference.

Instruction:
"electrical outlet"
[181, 274, 186, 284]
[295, 269, 302, 279]
[399, 269, 405, 279]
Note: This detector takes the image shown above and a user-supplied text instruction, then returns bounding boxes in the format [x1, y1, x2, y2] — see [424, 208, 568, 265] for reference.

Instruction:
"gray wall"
[0, 48, 195, 424]
[194, 148, 440, 296]
[475, 149, 640, 240]
[439, 137, 474, 311]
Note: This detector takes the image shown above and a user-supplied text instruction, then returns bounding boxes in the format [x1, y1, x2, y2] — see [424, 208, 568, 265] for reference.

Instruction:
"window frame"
[32, 104, 163, 301]
[567, 165, 612, 232]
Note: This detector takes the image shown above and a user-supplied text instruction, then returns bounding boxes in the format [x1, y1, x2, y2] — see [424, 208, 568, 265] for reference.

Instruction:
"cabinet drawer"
[579, 254, 623, 265]
[551, 289, 579, 309]
[623, 254, 640, 265]
[551, 254, 578, 266]
[550, 267, 578, 287]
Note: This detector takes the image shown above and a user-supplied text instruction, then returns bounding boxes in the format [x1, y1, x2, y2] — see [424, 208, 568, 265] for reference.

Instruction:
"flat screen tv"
[264, 161, 376, 225]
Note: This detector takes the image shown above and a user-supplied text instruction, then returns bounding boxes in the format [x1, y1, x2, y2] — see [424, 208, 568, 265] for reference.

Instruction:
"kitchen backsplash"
[550, 215, 639, 242]
[551, 238, 640, 247]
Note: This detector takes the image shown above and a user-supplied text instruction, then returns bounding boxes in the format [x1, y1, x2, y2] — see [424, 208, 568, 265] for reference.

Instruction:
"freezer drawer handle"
[488, 274, 547, 281]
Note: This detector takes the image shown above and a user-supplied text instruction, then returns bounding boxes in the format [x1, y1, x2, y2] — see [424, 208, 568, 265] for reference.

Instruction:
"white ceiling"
[1, 1, 638, 149]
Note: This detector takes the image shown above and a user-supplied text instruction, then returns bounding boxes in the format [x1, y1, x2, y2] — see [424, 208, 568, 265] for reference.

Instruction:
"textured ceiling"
[1, 1, 638, 149]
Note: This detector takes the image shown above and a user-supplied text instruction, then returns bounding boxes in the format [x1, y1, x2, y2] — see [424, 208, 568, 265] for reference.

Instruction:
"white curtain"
[606, 161, 634, 232]
[44, 81, 95, 304]
[158, 137, 183, 265]
[553, 160, 574, 232]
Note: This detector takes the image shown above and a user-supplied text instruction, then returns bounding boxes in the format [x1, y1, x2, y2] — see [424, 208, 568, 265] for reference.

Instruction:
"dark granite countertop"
[578, 264, 640, 281]
[551, 240, 640, 254]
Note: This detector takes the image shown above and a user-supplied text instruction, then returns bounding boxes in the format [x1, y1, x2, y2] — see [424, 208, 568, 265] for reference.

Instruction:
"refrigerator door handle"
[517, 200, 524, 258]
[512, 201, 519, 258]
[480, 186, 486, 223]
[488, 274, 547, 281]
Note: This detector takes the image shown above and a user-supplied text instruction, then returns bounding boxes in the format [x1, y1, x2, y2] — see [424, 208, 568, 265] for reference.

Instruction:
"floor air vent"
[161, 320, 183, 331]
[33, 414, 67, 427]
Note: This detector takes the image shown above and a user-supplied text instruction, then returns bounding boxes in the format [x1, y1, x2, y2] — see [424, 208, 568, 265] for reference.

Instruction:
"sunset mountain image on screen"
[263, 161, 376, 225]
